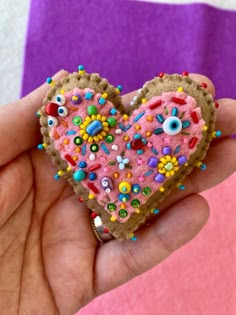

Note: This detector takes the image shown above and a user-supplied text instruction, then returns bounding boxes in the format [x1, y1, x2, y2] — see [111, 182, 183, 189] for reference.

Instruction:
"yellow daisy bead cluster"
[158, 155, 179, 177]
[79, 114, 109, 143]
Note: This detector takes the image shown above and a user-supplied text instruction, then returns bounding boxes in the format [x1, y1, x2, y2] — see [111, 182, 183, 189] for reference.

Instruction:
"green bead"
[107, 203, 116, 212]
[87, 105, 98, 115]
[107, 117, 117, 127]
[142, 187, 152, 196]
[90, 143, 99, 152]
[74, 136, 83, 146]
[119, 209, 128, 218]
[131, 199, 140, 208]
[72, 116, 82, 126]
[73, 170, 86, 182]
[105, 134, 114, 143]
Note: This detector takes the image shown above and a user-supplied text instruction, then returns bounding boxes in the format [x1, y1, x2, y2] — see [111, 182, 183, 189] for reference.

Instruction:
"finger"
[154, 137, 236, 212]
[95, 194, 209, 294]
[0, 70, 68, 167]
[42, 196, 97, 314]
[122, 73, 215, 108]
[0, 154, 33, 228]
[214, 99, 236, 137]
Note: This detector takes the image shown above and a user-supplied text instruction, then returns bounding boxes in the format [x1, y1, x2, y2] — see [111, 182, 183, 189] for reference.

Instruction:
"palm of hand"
[0, 71, 235, 315]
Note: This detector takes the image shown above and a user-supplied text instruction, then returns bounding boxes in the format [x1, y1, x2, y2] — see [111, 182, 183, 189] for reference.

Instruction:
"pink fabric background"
[77, 173, 236, 315]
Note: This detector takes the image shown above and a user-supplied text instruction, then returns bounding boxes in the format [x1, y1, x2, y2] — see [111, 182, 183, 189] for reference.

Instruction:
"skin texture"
[0, 70, 235, 315]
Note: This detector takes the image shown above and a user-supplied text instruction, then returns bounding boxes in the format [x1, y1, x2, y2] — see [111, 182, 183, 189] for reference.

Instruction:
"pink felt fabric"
[76, 173, 236, 315]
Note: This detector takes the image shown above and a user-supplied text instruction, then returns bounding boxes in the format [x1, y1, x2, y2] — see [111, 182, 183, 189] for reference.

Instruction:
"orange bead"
[135, 124, 141, 131]
[63, 139, 69, 145]
[123, 135, 130, 142]
[113, 172, 119, 179]
[146, 131, 152, 137]
[126, 172, 132, 178]
[146, 115, 153, 122]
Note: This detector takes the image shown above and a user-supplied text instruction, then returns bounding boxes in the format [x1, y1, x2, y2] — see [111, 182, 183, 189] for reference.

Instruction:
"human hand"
[0, 70, 235, 315]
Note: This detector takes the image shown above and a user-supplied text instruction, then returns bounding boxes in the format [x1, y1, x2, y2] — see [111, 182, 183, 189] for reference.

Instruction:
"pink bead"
[147, 142, 153, 148]
[138, 176, 144, 182]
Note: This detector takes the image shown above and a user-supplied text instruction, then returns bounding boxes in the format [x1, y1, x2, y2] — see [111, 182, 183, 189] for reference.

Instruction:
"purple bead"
[162, 146, 172, 155]
[148, 156, 158, 168]
[178, 155, 187, 165]
[154, 173, 165, 183]
[71, 93, 82, 104]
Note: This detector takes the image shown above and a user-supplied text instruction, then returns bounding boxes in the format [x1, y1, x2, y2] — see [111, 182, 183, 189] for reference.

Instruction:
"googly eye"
[55, 94, 66, 105]
[48, 116, 58, 127]
[105, 188, 111, 193]
[163, 116, 182, 135]
[57, 106, 68, 117]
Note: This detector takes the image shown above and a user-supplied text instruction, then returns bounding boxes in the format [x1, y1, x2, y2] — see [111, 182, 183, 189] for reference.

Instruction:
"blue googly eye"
[163, 116, 182, 135]
[57, 106, 68, 117]
[55, 94, 66, 105]
[48, 116, 58, 127]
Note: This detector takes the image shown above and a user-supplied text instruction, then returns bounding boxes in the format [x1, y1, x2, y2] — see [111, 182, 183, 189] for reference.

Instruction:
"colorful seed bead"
[90, 144, 99, 152]
[88, 193, 95, 200]
[105, 134, 114, 143]
[146, 115, 153, 122]
[107, 117, 117, 127]
[87, 105, 98, 115]
[151, 208, 160, 214]
[110, 216, 117, 222]
[123, 135, 130, 142]
[119, 209, 128, 218]
[131, 199, 140, 208]
[73, 170, 86, 181]
[132, 184, 141, 194]
[126, 172, 132, 179]
[119, 181, 131, 193]
[74, 136, 83, 146]
[118, 193, 130, 202]
[107, 203, 116, 211]
[135, 124, 141, 131]
[79, 161, 87, 168]
[120, 203, 126, 209]
[123, 114, 129, 121]
[159, 187, 165, 192]
[113, 172, 119, 179]
[142, 187, 152, 196]
[177, 87, 184, 92]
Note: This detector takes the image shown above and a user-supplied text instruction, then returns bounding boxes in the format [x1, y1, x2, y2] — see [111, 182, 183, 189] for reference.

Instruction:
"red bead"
[182, 71, 189, 76]
[45, 102, 59, 116]
[191, 111, 199, 124]
[88, 164, 101, 172]
[103, 228, 109, 234]
[201, 82, 208, 88]
[78, 197, 83, 203]
[64, 154, 76, 166]
[215, 102, 219, 109]
[159, 72, 165, 78]
[87, 182, 99, 194]
[189, 137, 198, 149]
[149, 100, 162, 109]
[131, 139, 145, 150]
[90, 212, 98, 219]
[171, 97, 186, 105]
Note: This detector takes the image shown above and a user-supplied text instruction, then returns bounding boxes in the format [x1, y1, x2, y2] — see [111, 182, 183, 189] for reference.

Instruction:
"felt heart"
[39, 69, 216, 240]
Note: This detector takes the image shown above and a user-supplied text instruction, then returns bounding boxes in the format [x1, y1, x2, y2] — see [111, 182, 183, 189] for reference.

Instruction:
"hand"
[0, 70, 235, 315]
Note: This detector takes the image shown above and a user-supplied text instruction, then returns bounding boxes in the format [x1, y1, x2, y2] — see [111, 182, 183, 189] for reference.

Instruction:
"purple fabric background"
[22, 0, 236, 99]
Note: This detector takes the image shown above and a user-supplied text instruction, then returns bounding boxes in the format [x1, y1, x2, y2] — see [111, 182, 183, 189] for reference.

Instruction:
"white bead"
[130, 101, 135, 106]
[89, 153, 95, 161]
[111, 144, 118, 151]
[115, 129, 122, 134]
[138, 89, 142, 94]
[132, 96, 138, 101]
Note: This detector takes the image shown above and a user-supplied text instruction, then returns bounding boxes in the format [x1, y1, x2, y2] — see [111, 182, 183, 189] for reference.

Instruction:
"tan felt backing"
[39, 72, 215, 240]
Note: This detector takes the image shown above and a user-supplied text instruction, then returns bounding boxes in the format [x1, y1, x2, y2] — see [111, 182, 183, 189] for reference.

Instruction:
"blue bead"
[200, 163, 207, 170]
[118, 193, 130, 202]
[134, 133, 141, 139]
[79, 161, 87, 168]
[86, 120, 103, 136]
[46, 77, 52, 84]
[78, 65, 84, 70]
[85, 92, 93, 100]
[37, 144, 43, 150]
[73, 170, 86, 181]
[98, 97, 106, 105]
[117, 85, 123, 91]
[131, 236, 137, 241]
[153, 209, 160, 214]
[132, 184, 141, 194]
[178, 185, 185, 190]
[89, 173, 97, 180]
[215, 130, 222, 137]
[126, 143, 131, 149]
[137, 149, 144, 155]
[141, 138, 147, 144]
[110, 108, 117, 115]
[54, 174, 60, 180]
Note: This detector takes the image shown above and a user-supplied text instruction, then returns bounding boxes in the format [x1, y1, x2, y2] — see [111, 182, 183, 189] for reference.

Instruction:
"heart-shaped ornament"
[39, 68, 216, 240]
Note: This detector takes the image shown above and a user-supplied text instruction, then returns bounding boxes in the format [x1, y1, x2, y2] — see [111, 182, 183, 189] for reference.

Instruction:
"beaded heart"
[38, 66, 219, 240]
